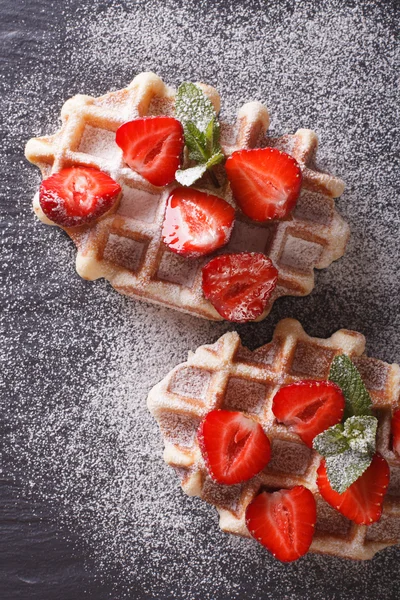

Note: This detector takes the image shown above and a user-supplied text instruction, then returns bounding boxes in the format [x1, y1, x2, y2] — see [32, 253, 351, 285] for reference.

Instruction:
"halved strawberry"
[39, 166, 121, 227]
[116, 116, 184, 186]
[272, 380, 345, 448]
[391, 409, 400, 457]
[225, 148, 302, 222]
[246, 486, 317, 562]
[317, 454, 390, 525]
[202, 252, 278, 323]
[162, 188, 235, 257]
[197, 410, 271, 485]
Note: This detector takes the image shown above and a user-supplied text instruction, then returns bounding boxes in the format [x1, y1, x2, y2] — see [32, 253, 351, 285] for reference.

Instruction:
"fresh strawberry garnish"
[317, 454, 390, 525]
[272, 380, 345, 448]
[162, 188, 235, 257]
[116, 116, 184, 186]
[202, 252, 278, 323]
[246, 486, 316, 562]
[39, 166, 121, 227]
[197, 410, 271, 485]
[225, 148, 302, 222]
[391, 409, 400, 457]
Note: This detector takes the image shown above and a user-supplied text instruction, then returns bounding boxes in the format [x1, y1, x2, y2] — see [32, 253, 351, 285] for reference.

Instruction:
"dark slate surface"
[1, 0, 399, 599]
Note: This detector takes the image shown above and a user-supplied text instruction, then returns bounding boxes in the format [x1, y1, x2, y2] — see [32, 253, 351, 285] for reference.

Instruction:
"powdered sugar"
[1, 0, 399, 597]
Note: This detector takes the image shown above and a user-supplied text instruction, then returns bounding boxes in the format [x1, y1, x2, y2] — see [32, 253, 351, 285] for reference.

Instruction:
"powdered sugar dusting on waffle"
[148, 319, 400, 559]
[2, 0, 399, 597]
[78, 126, 122, 163]
[25, 71, 349, 321]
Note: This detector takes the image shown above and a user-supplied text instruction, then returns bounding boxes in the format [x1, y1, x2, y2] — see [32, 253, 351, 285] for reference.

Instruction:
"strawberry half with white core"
[225, 148, 302, 222]
[202, 252, 278, 323]
[317, 454, 390, 525]
[116, 116, 184, 186]
[245, 486, 317, 562]
[197, 410, 271, 485]
[39, 166, 121, 227]
[162, 188, 235, 257]
[272, 380, 345, 448]
[391, 409, 400, 457]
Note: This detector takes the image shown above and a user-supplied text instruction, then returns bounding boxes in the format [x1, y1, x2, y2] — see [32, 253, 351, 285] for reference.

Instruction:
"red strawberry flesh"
[317, 454, 390, 525]
[197, 410, 271, 485]
[162, 188, 235, 257]
[116, 116, 184, 186]
[202, 252, 278, 322]
[272, 380, 345, 447]
[391, 409, 400, 457]
[226, 147, 302, 222]
[39, 166, 121, 227]
[246, 486, 317, 562]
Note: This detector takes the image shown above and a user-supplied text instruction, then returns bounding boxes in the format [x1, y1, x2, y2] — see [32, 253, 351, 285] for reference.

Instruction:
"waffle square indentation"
[226, 220, 271, 254]
[168, 367, 211, 402]
[387, 465, 400, 497]
[293, 191, 334, 226]
[118, 185, 161, 224]
[223, 377, 268, 415]
[365, 514, 400, 542]
[352, 356, 389, 392]
[234, 339, 280, 369]
[78, 125, 121, 162]
[202, 479, 242, 513]
[157, 251, 201, 288]
[279, 234, 323, 274]
[157, 411, 201, 448]
[316, 499, 352, 537]
[103, 234, 146, 272]
[267, 439, 311, 475]
[290, 341, 336, 379]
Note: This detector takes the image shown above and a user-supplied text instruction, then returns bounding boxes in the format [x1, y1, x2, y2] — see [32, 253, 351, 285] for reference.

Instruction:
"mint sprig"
[175, 82, 224, 186]
[313, 416, 377, 493]
[329, 354, 373, 420]
[312, 354, 378, 493]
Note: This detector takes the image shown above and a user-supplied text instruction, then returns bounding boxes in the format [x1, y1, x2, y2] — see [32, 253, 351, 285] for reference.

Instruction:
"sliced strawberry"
[202, 252, 278, 323]
[225, 148, 302, 222]
[39, 166, 121, 227]
[317, 454, 390, 525]
[197, 410, 271, 485]
[116, 116, 184, 186]
[272, 380, 345, 448]
[246, 486, 316, 562]
[391, 409, 400, 457]
[162, 188, 235, 257]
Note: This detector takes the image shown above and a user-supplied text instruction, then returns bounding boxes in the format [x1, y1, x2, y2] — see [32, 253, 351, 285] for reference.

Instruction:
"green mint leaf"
[184, 120, 222, 165]
[175, 151, 224, 187]
[325, 453, 373, 494]
[175, 165, 207, 187]
[313, 415, 378, 493]
[205, 151, 224, 170]
[175, 83, 224, 185]
[184, 121, 208, 163]
[344, 414, 377, 455]
[329, 354, 373, 420]
[176, 82, 216, 133]
[313, 423, 350, 457]
[205, 116, 222, 156]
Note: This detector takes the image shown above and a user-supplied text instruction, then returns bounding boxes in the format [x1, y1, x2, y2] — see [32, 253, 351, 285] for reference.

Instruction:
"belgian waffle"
[147, 319, 400, 560]
[25, 72, 349, 320]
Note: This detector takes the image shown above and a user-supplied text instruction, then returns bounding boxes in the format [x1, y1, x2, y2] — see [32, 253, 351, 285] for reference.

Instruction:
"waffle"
[25, 72, 349, 321]
[147, 319, 400, 560]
